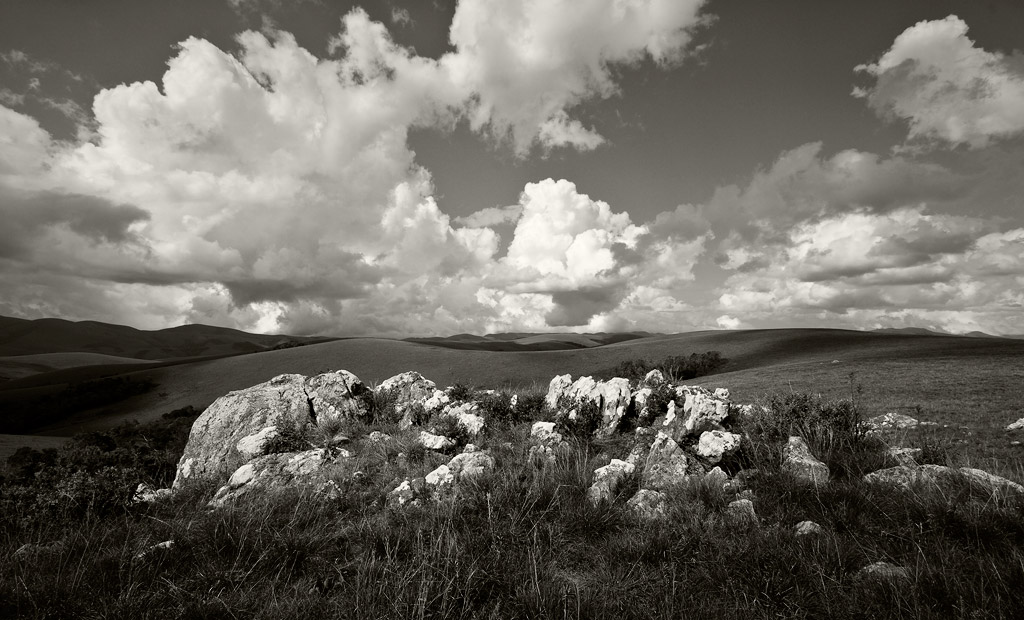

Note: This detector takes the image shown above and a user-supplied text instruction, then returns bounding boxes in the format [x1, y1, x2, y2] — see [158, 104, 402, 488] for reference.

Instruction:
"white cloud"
[454, 204, 523, 228]
[442, 0, 708, 153]
[854, 15, 1024, 149]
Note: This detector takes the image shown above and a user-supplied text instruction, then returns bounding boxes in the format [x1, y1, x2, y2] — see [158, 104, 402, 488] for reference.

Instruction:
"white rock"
[627, 489, 668, 520]
[782, 436, 830, 487]
[379, 371, 437, 429]
[209, 448, 348, 508]
[367, 431, 392, 443]
[424, 389, 451, 412]
[864, 464, 1024, 497]
[794, 520, 824, 536]
[664, 386, 731, 439]
[587, 459, 635, 505]
[865, 412, 923, 432]
[425, 464, 454, 488]
[418, 431, 456, 451]
[544, 374, 574, 410]
[696, 430, 742, 464]
[235, 426, 282, 461]
[548, 375, 633, 435]
[305, 370, 370, 427]
[531, 421, 563, 443]
[1006, 417, 1024, 431]
[714, 388, 730, 400]
[442, 402, 486, 436]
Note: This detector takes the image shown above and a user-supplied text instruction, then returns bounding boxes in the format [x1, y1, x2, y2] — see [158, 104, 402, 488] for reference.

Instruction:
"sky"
[1, 0, 1023, 337]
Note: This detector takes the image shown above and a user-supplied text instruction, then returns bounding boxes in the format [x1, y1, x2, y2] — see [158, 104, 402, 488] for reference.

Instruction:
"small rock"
[135, 540, 174, 560]
[587, 459, 635, 505]
[857, 561, 910, 583]
[441, 402, 486, 436]
[389, 477, 426, 506]
[643, 369, 666, 386]
[367, 431, 392, 443]
[418, 431, 455, 451]
[530, 421, 563, 443]
[642, 432, 692, 490]
[794, 520, 824, 536]
[627, 489, 668, 520]
[866, 412, 923, 432]
[1006, 417, 1024, 431]
[463, 443, 478, 453]
[133, 483, 172, 505]
[782, 436, 829, 487]
[726, 498, 758, 524]
[887, 447, 922, 466]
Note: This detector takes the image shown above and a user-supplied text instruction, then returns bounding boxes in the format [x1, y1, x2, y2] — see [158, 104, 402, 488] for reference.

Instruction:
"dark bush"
[595, 351, 727, 383]
[554, 394, 603, 439]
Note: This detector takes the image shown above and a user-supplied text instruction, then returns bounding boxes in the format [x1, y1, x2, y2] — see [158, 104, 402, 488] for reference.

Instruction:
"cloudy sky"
[1, 0, 1023, 336]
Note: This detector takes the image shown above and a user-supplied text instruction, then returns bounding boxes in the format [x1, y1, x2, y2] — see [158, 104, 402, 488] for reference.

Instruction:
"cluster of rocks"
[140, 366, 1023, 533]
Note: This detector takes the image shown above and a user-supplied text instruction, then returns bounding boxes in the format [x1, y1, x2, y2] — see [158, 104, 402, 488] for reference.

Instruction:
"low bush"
[595, 351, 727, 383]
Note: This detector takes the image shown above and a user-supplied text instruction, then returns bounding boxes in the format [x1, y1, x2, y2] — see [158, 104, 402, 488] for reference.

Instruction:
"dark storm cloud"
[544, 286, 626, 327]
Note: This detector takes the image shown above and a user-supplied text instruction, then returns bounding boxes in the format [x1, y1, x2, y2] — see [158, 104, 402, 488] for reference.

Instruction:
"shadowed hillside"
[0, 316, 334, 361]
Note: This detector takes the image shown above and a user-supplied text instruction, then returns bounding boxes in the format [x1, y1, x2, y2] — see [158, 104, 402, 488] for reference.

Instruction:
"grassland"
[3, 383, 1023, 619]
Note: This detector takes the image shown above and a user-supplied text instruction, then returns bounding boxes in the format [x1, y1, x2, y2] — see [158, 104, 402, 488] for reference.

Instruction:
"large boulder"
[864, 464, 1024, 498]
[174, 374, 313, 488]
[378, 371, 437, 429]
[642, 431, 695, 490]
[208, 448, 350, 508]
[546, 375, 633, 435]
[781, 436, 830, 487]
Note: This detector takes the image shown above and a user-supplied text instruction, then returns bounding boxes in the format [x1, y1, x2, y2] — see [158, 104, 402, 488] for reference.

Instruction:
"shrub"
[554, 394, 603, 439]
[447, 383, 474, 403]
[262, 416, 313, 454]
[361, 386, 400, 424]
[595, 351, 727, 383]
[429, 415, 470, 449]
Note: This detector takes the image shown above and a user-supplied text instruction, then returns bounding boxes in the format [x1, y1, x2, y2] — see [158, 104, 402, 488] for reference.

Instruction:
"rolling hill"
[10, 327, 1021, 435]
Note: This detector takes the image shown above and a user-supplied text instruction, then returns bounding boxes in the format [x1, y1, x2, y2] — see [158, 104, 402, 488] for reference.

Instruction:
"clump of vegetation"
[596, 351, 727, 383]
[360, 386, 400, 424]
[446, 383, 474, 403]
[429, 415, 470, 449]
[554, 394, 604, 439]
[262, 416, 315, 454]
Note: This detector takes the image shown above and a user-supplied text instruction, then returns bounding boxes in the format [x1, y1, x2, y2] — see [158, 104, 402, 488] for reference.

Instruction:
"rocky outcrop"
[781, 436, 829, 487]
[426, 450, 496, 491]
[208, 448, 350, 508]
[587, 459, 635, 504]
[546, 375, 633, 435]
[865, 464, 1024, 497]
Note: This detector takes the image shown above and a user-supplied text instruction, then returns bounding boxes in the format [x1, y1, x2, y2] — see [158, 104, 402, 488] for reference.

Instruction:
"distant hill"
[406, 331, 653, 351]
[0, 316, 334, 361]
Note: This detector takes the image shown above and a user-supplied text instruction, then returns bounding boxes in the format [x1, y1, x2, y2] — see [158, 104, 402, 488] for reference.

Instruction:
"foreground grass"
[3, 407, 1024, 619]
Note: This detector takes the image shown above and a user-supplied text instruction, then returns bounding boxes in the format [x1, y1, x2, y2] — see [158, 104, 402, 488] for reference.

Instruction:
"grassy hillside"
[0, 352, 153, 383]
[21, 329, 1024, 447]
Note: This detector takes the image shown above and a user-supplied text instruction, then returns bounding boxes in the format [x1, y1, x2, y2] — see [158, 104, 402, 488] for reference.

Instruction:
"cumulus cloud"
[854, 15, 1024, 149]
[443, 0, 708, 153]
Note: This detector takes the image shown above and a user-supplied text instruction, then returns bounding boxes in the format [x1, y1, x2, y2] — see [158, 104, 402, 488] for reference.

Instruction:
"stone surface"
[782, 436, 830, 487]
[378, 371, 437, 429]
[627, 489, 668, 520]
[794, 520, 824, 536]
[857, 561, 910, 582]
[367, 431, 392, 443]
[441, 402, 486, 436]
[587, 459, 635, 505]
[865, 412, 935, 432]
[305, 370, 369, 427]
[726, 498, 758, 524]
[1006, 417, 1024, 431]
[418, 431, 455, 451]
[663, 386, 731, 440]
[642, 432, 693, 490]
[208, 448, 350, 507]
[426, 451, 496, 492]
[704, 466, 729, 489]
[887, 447, 922, 466]
[864, 464, 1024, 497]
[174, 373, 313, 488]
[531, 421, 563, 444]
[389, 477, 426, 506]
[643, 369, 666, 386]
[133, 483, 172, 504]
[235, 426, 282, 462]
[695, 430, 742, 464]
[546, 375, 633, 435]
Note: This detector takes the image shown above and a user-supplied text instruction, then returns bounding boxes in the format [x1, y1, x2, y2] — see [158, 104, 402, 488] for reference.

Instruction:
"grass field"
[3, 328, 1023, 472]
